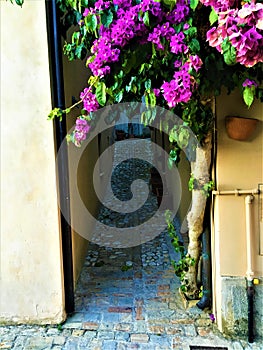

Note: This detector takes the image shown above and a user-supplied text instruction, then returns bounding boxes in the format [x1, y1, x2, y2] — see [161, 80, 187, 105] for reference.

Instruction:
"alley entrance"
[61, 137, 213, 348]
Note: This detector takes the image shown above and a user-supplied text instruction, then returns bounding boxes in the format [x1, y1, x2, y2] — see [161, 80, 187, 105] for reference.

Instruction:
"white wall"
[0, 1, 65, 323]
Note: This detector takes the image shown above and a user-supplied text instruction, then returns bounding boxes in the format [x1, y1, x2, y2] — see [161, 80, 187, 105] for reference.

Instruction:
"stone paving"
[0, 139, 262, 349]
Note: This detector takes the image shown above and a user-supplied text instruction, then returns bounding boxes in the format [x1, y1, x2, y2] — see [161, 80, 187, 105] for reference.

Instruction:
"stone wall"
[221, 277, 263, 339]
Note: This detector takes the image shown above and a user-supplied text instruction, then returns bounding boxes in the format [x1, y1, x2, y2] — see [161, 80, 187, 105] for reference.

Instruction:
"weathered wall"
[62, 51, 93, 286]
[213, 89, 263, 338]
[0, 2, 65, 323]
[62, 47, 114, 285]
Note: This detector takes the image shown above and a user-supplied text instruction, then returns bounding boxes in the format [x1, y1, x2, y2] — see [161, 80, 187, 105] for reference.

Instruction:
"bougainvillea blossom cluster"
[65, 0, 262, 146]
[203, 1, 263, 67]
[73, 118, 91, 146]
[80, 87, 99, 113]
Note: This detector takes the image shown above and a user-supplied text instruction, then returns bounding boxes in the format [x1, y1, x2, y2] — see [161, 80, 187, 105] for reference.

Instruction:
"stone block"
[130, 333, 149, 343]
[148, 325, 165, 334]
[24, 336, 53, 350]
[82, 322, 99, 331]
[72, 330, 85, 337]
[114, 323, 133, 332]
[102, 340, 117, 350]
[53, 336, 66, 345]
[108, 307, 132, 313]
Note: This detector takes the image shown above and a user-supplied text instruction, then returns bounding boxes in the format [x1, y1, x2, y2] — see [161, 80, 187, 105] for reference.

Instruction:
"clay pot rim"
[225, 115, 259, 141]
[225, 116, 259, 122]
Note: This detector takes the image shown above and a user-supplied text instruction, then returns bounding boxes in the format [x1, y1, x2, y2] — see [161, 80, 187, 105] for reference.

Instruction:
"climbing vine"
[165, 211, 195, 293]
[188, 173, 214, 197]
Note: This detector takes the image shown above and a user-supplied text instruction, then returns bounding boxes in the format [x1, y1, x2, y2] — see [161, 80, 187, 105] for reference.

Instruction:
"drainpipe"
[197, 201, 212, 310]
[212, 188, 260, 343]
[45, 0, 75, 314]
[245, 195, 255, 343]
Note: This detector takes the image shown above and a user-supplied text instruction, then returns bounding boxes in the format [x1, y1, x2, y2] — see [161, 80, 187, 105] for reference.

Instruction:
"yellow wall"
[62, 52, 95, 285]
[214, 89, 263, 276]
[62, 51, 114, 285]
[213, 89, 263, 330]
[0, 1, 65, 323]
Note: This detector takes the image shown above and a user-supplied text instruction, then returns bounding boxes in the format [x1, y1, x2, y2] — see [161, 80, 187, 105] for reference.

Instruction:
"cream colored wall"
[213, 89, 263, 330]
[0, 2, 65, 323]
[214, 89, 263, 276]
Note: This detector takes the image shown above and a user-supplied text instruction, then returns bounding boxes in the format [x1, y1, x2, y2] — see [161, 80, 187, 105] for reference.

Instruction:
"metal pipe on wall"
[213, 189, 259, 343]
[212, 189, 259, 196]
[197, 198, 212, 310]
[45, 0, 75, 314]
[245, 195, 255, 343]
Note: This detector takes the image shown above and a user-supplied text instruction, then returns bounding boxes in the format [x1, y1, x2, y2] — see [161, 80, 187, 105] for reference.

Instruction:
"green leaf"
[115, 90, 123, 103]
[190, 0, 199, 10]
[144, 79, 151, 90]
[221, 39, 236, 65]
[243, 87, 255, 108]
[143, 11, 150, 26]
[75, 44, 84, 59]
[184, 26, 197, 38]
[162, 0, 176, 10]
[189, 38, 200, 53]
[148, 91, 156, 107]
[122, 53, 137, 74]
[101, 10, 114, 28]
[178, 128, 190, 148]
[85, 13, 98, 32]
[15, 0, 24, 6]
[96, 82, 106, 106]
[48, 108, 63, 121]
[209, 7, 218, 25]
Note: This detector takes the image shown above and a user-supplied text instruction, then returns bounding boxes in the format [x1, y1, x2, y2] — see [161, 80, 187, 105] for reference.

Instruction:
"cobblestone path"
[0, 140, 262, 349]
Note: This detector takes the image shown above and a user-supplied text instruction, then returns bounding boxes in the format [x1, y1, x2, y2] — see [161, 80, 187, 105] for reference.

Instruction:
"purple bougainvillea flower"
[209, 313, 215, 323]
[94, 0, 111, 11]
[161, 69, 193, 107]
[199, 0, 235, 12]
[170, 32, 188, 54]
[80, 88, 99, 113]
[153, 88, 160, 97]
[189, 55, 203, 72]
[166, 0, 189, 23]
[73, 118, 91, 146]
[242, 79, 258, 88]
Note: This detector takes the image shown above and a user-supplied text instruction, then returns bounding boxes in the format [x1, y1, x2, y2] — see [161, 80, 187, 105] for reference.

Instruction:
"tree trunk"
[184, 133, 212, 299]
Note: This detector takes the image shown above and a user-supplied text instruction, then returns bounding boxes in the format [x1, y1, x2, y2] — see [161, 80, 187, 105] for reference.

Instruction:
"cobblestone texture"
[1, 140, 262, 349]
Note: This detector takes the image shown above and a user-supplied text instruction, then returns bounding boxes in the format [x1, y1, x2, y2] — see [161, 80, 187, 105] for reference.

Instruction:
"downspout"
[212, 188, 260, 343]
[45, 0, 75, 314]
[245, 195, 255, 343]
[197, 200, 212, 310]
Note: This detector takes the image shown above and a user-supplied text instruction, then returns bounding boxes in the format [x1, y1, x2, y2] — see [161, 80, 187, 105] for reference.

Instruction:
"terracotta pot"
[225, 116, 259, 141]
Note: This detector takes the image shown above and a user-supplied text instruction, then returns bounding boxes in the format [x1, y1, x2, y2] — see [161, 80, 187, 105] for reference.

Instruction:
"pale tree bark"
[184, 133, 212, 299]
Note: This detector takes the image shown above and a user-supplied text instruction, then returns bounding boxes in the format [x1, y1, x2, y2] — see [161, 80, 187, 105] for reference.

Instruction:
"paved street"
[1, 139, 262, 349]
[0, 233, 262, 349]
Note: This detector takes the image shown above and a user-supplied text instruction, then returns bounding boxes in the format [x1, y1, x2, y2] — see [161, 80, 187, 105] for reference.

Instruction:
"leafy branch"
[165, 211, 195, 293]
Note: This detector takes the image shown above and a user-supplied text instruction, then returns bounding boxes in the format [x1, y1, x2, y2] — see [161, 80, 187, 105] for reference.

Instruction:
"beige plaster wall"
[213, 89, 263, 330]
[214, 89, 263, 276]
[0, 2, 65, 323]
[62, 54, 92, 286]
